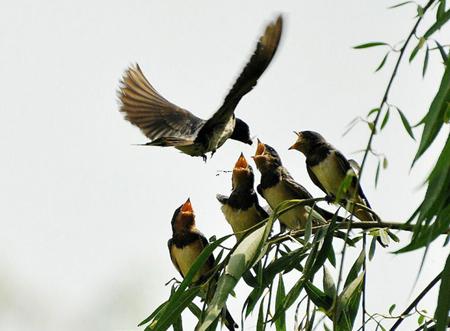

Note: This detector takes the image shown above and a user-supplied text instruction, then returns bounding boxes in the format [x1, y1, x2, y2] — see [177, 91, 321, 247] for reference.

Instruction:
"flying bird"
[253, 140, 336, 230]
[118, 16, 283, 161]
[217, 153, 269, 240]
[168, 198, 237, 330]
[289, 131, 377, 224]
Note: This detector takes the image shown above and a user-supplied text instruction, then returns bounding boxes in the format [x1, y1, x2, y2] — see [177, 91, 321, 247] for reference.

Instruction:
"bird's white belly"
[221, 204, 262, 239]
[209, 117, 235, 151]
[311, 154, 345, 195]
[263, 183, 309, 229]
[172, 244, 202, 279]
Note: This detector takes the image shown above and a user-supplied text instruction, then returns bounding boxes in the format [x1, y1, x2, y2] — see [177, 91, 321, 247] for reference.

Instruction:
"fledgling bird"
[217, 153, 269, 240]
[289, 131, 376, 223]
[253, 140, 335, 230]
[118, 16, 283, 161]
[168, 198, 237, 331]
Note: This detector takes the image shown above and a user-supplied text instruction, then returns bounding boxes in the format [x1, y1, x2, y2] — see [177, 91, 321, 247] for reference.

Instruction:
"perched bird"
[168, 199, 237, 330]
[253, 140, 335, 230]
[289, 131, 376, 223]
[118, 16, 283, 161]
[217, 153, 269, 240]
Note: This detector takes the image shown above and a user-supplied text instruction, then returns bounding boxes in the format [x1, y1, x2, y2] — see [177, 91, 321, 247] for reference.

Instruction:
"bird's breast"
[171, 241, 207, 281]
[208, 117, 236, 151]
[262, 182, 309, 230]
[310, 152, 345, 195]
[221, 204, 262, 239]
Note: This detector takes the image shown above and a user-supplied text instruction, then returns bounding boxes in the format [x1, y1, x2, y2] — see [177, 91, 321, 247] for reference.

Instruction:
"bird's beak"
[289, 132, 302, 150]
[253, 139, 265, 159]
[181, 198, 193, 213]
[234, 153, 249, 170]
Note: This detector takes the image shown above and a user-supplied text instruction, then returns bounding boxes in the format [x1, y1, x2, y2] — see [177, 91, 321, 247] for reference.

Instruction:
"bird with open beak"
[252, 140, 335, 230]
[289, 131, 377, 224]
[217, 153, 269, 240]
[118, 15, 283, 161]
[168, 198, 237, 330]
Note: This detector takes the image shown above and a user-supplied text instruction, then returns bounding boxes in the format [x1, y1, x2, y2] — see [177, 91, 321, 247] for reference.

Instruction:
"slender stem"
[362, 234, 367, 331]
[390, 272, 442, 330]
[336, 1, 436, 327]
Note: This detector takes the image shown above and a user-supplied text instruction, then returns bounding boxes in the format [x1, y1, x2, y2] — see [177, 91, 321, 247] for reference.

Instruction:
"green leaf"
[380, 108, 390, 130]
[417, 5, 424, 17]
[353, 42, 388, 49]
[311, 217, 338, 276]
[435, 41, 448, 63]
[345, 249, 365, 288]
[375, 52, 390, 72]
[369, 236, 377, 261]
[409, 37, 426, 62]
[336, 272, 365, 323]
[188, 302, 202, 319]
[305, 215, 312, 243]
[388, 1, 414, 9]
[413, 54, 450, 164]
[139, 300, 169, 326]
[305, 281, 333, 311]
[379, 229, 391, 247]
[389, 304, 396, 315]
[198, 214, 275, 331]
[323, 266, 337, 299]
[435, 253, 450, 331]
[367, 108, 381, 117]
[423, 45, 430, 77]
[173, 314, 183, 331]
[437, 0, 447, 19]
[275, 276, 287, 331]
[256, 297, 265, 331]
[396, 107, 416, 140]
[145, 287, 200, 331]
[148, 234, 231, 331]
[423, 9, 450, 39]
[375, 160, 381, 188]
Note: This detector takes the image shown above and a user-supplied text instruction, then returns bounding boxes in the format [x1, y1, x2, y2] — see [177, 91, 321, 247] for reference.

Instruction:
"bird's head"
[171, 198, 196, 233]
[289, 131, 326, 155]
[252, 139, 282, 172]
[230, 118, 253, 145]
[231, 153, 254, 190]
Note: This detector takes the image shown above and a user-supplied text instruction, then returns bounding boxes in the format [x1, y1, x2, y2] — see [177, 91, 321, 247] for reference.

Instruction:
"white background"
[0, 1, 448, 330]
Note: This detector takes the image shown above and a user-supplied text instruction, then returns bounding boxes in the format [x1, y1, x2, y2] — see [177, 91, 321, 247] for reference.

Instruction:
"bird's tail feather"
[142, 137, 194, 147]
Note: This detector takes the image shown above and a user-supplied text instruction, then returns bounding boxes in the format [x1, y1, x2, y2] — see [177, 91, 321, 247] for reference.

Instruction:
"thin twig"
[390, 272, 442, 330]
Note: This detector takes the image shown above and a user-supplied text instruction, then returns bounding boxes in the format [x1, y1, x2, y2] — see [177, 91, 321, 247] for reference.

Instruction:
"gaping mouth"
[234, 153, 249, 170]
[181, 198, 193, 214]
[289, 132, 302, 150]
[254, 140, 266, 157]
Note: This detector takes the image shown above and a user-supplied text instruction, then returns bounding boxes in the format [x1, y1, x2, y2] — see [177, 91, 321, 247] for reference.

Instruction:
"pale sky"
[0, 1, 448, 330]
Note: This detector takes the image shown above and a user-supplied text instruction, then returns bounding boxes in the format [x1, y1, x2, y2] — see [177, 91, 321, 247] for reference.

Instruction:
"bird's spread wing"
[334, 150, 371, 208]
[195, 16, 283, 142]
[119, 64, 205, 140]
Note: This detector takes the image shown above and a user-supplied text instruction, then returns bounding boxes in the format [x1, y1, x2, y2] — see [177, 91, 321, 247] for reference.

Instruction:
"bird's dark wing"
[199, 234, 215, 271]
[282, 172, 313, 200]
[167, 239, 184, 278]
[257, 184, 265, 198]
[195, 16, 283, 142]
[307, 165, 328, 195]
[334, 150, 372, 208]
[119, 64, 205, 140]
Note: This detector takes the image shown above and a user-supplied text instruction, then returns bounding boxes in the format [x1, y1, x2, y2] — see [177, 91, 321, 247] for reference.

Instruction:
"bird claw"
[201, 155, 207, 163]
